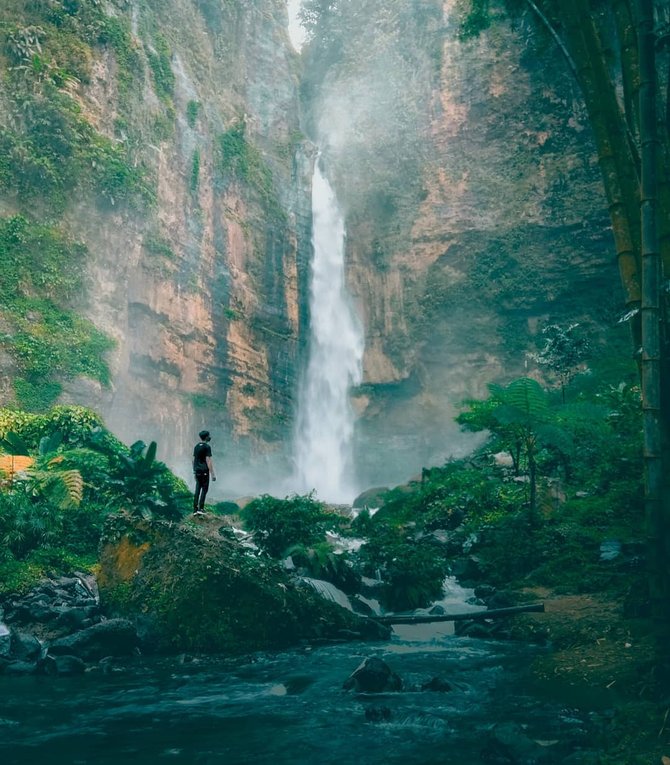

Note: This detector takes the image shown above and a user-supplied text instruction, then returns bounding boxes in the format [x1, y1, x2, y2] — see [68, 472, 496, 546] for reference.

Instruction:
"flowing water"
[0, 629, 595, 765]
[293, 162, 364, 503]
[1, 582, 597, 765]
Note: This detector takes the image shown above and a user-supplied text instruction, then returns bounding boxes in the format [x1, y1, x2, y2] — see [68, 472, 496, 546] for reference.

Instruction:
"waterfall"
[293, 161, 364, 503]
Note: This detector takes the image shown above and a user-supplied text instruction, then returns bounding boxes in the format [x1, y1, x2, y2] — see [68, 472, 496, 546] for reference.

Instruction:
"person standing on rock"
[193, 430, 216, 515]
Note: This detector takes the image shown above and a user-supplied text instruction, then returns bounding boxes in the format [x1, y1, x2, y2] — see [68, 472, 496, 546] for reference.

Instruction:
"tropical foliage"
[0, 405, 190, 594]
[455, 0, 670, 673]
[240, 492, 335, 558]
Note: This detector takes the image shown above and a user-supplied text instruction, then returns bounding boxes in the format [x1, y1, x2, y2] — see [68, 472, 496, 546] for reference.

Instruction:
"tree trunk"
[638, 0, 670, 678]
[371, 602, 545, 625]
[560, 0, 642, 341]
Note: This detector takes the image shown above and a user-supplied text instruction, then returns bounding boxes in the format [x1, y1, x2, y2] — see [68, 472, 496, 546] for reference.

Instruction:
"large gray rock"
[10, 631, 41, 662]
[48, 618, 139, 661]
[343, 657, 403, 693]
[43, 654, 86, 676]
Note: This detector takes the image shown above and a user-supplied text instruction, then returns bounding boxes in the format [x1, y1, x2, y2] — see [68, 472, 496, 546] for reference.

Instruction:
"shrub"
[240, 493, 331, 557]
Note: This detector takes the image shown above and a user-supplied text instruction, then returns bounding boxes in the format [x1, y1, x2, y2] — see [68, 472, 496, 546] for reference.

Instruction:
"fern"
[54, 469, 84, 509]
[503, 377, 548, 419]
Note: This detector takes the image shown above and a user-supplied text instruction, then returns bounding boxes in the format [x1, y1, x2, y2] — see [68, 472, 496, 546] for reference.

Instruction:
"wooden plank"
[370, 602, 545, 625]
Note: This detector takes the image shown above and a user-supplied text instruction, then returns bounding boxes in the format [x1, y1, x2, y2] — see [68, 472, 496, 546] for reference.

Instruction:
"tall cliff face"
[0, 0, 626, 497]
[0, 0, 311, 491]
[301, 0, 624, 487]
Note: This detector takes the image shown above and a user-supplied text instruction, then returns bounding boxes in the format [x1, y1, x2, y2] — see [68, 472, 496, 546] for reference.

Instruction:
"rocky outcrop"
[97, 512, 390, 653]
[0, 573, 141, 675]
[0, 0, 625, 496]
[0, 0, 312, 491]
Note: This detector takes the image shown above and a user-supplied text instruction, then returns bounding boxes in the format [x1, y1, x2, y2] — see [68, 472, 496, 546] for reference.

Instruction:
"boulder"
[343, 657, 402, 693]
[10, 631, 42, 662]
[97, 513, 391, 654]
[43, 654, 86, 676]
[48, 618, 139, 661]
[480, 722, 550, 763]
[1, 660, 36, 675]
[352, 487, 389, 510]
[421, 675, 455, 692]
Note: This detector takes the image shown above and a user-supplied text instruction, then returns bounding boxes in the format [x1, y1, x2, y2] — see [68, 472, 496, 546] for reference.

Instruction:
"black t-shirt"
[193, 441, 212, 473]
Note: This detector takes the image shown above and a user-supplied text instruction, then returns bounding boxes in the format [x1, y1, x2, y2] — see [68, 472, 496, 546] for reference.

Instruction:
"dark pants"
[193, 471, 210, 510]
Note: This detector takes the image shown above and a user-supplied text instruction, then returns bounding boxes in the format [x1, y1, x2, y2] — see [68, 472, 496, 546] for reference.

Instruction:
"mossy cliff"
[0, 0, 311, 484]
[0, 0, 627, 493]
[97, 513, 388, 653]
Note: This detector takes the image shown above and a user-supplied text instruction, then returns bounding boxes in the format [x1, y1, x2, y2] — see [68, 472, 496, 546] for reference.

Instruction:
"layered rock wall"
[301, 0, 623, 487]
[0, 0, 312, 492]
[0, 0, 626, 495]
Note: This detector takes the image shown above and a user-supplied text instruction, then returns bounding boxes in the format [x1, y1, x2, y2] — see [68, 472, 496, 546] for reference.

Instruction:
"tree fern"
[499, 377, 548, 422]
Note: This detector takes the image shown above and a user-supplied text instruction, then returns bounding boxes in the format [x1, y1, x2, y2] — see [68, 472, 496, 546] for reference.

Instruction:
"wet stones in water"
[9, 631, 41, 662]
[480, 722, 551, 764]
[350, 595, 377, 617]
[420, 675, 454, 692]
[343, 657, 402, 693]
[43, 654, 86, 676]
[0, 622, 10, 657]
[364, 705, 392, 722]
[48, 618, 139, 661]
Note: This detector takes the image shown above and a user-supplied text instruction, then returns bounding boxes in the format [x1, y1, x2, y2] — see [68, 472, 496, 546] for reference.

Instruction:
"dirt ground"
[513, 587, 670, 764]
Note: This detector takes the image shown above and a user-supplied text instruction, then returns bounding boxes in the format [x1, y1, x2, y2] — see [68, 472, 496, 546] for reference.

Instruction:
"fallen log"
[370, 602, 545, 625]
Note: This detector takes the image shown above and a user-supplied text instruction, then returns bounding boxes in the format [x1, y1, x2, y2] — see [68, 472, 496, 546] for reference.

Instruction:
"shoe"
[193, 510, 205, 516]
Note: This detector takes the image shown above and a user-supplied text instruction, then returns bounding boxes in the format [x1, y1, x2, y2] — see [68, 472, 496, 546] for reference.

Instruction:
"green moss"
[190, 148, 200, 192]
[147, 34, 175, 104]
[0, 558, 45, 597]
[12, 379, 63, 411]
[0, 216, 114, 407]
[217, 121, 286, 222]
[98, 515, 377, 654]
[143, 234, 176, 260]
[186, 99, 200, 127]
[190, 393, 225, 410]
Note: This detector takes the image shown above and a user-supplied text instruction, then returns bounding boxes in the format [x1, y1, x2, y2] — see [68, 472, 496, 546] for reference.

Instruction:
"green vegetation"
[217, 121, 285, 221]
[0, 406, 190, 595]
[0, 215, 114, 410]
[0, 0, 151, 211]
[240, 493, 335, 558]
[190, 148, 200, 192]
[143, 234, 176, 261]
[0, 86, 153, 210]
[147, 34, 175, 104]
[186, 99, 200, 127]
[359, 368, 643, 599]
[233, 363, 643, 614]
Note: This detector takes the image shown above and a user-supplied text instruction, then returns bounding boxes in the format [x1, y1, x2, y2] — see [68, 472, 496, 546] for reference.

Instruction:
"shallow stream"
[0, 619, 598, 765]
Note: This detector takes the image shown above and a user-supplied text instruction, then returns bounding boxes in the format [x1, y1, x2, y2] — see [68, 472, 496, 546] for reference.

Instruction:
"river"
[0, 621, 596, 764]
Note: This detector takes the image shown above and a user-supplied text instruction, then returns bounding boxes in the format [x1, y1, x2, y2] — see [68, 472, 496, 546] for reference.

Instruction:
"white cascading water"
[293, 161, 364, 503]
